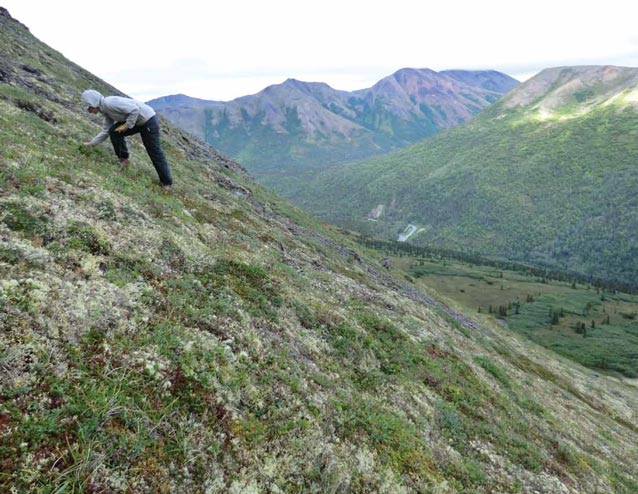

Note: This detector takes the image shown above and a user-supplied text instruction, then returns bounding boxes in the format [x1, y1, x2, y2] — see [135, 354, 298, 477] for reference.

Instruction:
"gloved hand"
[115, 124, 128, 133]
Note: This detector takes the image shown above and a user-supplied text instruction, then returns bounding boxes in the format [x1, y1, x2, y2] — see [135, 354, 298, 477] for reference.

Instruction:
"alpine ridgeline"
[148, 69, 518, 192]
[2, 8, 638, 493]
[298, 65, 638, 289]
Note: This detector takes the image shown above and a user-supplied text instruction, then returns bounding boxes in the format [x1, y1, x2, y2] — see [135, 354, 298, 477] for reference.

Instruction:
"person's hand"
[115, 124, 128, 133]
[82, 141, 94, 146]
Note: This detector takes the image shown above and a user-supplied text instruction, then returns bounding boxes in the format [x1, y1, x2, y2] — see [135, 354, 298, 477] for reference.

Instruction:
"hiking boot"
[118, 158, 130, 168]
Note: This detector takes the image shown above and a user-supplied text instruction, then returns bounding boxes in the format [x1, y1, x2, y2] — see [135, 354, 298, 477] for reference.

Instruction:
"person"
[81, 89, 173, 187]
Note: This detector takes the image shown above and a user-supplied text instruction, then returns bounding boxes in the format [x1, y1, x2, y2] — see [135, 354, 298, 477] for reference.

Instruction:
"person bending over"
[81, 89, 173, 187]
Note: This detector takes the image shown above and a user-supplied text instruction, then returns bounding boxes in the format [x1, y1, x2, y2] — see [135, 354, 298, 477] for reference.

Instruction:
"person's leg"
[109, 122, 130, 160]
[140, 116, 173, 186]
[108, 122, 140, 162]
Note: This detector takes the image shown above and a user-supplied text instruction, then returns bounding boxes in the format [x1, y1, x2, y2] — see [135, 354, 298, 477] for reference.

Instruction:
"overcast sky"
[4, 1, 638, 102]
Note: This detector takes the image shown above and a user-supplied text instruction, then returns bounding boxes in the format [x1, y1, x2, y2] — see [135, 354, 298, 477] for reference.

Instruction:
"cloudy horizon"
[3, 0, 638, 102]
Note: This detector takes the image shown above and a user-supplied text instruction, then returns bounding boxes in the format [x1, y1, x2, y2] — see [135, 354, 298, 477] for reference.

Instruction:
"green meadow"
[398, 255, 638, 378]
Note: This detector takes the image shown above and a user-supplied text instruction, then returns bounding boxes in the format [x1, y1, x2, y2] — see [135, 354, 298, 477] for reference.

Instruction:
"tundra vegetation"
[1, 8, 637, 494]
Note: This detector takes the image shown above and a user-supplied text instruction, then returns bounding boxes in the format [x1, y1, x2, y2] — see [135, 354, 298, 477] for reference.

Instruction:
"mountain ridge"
[148, 67, 519, 190]
[2, 8, 637, 493]
[295, 64, 638, 287]
[149, 93, 222, 111]
[502, 65, 638, 112]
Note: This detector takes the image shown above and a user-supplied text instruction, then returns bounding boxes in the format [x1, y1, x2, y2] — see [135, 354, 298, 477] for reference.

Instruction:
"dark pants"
[109, 115, 173, 186]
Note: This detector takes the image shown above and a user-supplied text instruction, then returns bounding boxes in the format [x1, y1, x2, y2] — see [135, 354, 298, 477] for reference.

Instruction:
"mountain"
[295, 65, 638, 288]
[442, 69, 523, 93]
[149, 69, 518, 191]
[2, 8, 638, 493]
[149, 93, 221, 111]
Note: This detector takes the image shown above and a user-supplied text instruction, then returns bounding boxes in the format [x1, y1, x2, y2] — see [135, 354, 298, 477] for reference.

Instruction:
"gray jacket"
[87, 93, 156, 145]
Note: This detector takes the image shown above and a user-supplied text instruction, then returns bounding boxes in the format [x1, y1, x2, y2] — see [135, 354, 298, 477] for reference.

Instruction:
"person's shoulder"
[104, 95, 133, 104]
[103, 96, 138, 112]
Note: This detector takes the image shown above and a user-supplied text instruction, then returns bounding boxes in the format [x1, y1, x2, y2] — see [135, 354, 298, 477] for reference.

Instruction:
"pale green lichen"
[1, 9, 637, 494]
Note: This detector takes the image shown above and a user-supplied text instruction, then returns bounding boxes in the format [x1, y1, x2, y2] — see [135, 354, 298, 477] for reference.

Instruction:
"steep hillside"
[149, 69, 518, 193]
[297, 66, 638, 288]
[1, 9, 638, 493]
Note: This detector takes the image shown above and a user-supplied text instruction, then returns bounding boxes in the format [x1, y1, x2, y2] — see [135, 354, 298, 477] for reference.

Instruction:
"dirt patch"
[14, 98, 57, 123]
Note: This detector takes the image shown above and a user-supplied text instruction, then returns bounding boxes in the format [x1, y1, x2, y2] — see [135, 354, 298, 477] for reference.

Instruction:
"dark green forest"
[296, 82, 638, 289]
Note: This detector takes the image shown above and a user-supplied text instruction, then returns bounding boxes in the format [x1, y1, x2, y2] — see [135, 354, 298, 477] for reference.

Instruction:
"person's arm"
[85, 116, 113, 145]
[124, 103, 140, 130]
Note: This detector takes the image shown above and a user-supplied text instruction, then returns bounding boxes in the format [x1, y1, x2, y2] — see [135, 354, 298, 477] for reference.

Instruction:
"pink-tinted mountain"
[149, 68, 518, 188]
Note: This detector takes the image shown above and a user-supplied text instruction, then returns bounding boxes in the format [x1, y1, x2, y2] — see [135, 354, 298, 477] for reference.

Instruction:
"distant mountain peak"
[151, 68, 519, 187]
[503, 65, 638, 111]
[279, 78, 333, 94]
[282, 77, 307, 86]
[392, 67, 438, 79]
[442, 69, 520, 93]
[147, 93, 221, 111]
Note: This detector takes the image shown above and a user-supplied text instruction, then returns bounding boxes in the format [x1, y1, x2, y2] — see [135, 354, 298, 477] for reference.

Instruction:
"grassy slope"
[296, 82, 638, 287]
[1, 11, 638, 494]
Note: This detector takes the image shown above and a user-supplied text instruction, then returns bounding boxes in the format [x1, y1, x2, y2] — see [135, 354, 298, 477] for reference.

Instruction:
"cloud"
[4, 0, 638, 101]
